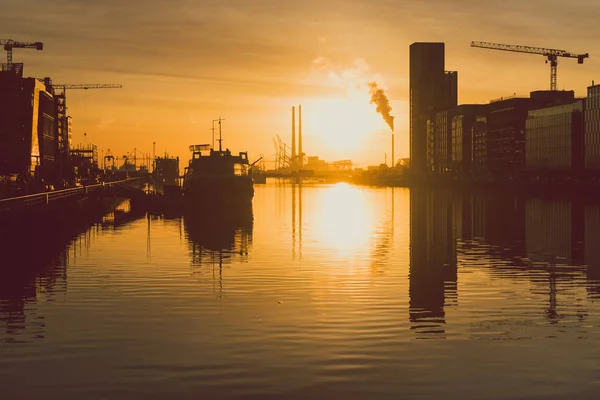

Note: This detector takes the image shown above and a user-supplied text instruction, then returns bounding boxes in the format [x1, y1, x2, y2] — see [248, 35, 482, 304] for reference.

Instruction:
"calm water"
[2, 182, 600, 399]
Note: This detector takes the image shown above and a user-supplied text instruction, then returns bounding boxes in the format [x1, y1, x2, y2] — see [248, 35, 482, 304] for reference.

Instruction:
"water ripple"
[2, 187, 600, 399]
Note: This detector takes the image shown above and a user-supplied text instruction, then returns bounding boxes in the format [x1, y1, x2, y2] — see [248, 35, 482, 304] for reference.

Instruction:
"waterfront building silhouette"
[409, 43, 457, 174]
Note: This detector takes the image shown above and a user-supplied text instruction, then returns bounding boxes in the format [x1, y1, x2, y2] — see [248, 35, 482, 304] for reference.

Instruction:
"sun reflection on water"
[309, 183, 377, 261]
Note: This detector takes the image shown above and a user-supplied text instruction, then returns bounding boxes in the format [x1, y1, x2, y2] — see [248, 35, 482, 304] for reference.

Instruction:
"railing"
[0, 178, 143, 213]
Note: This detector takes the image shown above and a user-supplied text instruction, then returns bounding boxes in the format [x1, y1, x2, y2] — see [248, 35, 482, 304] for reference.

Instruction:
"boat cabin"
[185, 144, 250, 178]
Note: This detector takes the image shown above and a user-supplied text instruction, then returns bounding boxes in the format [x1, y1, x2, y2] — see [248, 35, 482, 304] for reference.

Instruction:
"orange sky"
[3, 0, 600, 167]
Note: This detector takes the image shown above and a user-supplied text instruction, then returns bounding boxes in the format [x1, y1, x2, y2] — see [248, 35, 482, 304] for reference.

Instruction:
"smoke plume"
[368, 82, 394, 131]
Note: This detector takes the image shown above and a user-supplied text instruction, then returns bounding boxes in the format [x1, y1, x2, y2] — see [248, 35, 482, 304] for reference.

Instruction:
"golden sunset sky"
[3, 0, 600, 167]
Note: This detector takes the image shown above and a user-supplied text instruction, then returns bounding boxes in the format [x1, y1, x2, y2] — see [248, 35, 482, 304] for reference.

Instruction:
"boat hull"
[253, 173, 267, 184]
[183, 176, 254, 210]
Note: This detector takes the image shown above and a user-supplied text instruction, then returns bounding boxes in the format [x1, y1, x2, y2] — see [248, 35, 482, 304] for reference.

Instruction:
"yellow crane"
[471, 41, 589, 91]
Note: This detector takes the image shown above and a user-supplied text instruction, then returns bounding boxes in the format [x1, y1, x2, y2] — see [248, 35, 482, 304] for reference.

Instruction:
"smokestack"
[392, 133, 395, 168]
[298, 105, 303, 168]
[292, 106, 296, 163]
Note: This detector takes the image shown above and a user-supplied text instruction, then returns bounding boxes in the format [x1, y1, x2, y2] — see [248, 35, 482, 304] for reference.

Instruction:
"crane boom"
[471, 41, 589, 90]
[0, 39, 43, 69]
[45, 82, 123, 163]
[51, 84, 122, 90]
[471, 41, 588, 59]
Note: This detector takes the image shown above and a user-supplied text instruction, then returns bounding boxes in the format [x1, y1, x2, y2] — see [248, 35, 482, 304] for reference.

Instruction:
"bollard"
[45, 193, 49, 205]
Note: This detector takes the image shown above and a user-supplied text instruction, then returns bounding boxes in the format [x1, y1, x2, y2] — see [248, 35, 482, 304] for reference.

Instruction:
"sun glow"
[302, 95, 387, 153]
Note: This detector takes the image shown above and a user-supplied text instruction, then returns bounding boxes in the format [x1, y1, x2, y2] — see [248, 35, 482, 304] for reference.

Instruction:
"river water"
[2, 182, 600, 399]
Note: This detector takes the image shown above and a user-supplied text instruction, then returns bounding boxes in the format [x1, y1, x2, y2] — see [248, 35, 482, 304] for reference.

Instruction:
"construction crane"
[51, 83, 123, 97]
[0, 39, 43, 70]
[49, 83, 123, 120]
[41, 79, 123, 178]
[471, 41, 589, 91]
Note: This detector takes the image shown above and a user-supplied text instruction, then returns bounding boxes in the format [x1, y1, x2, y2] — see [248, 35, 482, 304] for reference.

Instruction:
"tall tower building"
[409, 42, 457, 173]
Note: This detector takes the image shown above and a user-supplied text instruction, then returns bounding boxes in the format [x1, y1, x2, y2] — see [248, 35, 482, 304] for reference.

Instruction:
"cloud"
[4, 0, 600, 164]
[90, 117, 116, 132]
[310, 56, 387, 99]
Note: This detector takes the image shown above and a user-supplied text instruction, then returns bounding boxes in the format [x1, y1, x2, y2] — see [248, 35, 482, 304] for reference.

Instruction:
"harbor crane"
[471, 41, 589, 91]
[104, 149, 115, 170]
[123, 148, 138, 168]
[0, 39, 43, 70]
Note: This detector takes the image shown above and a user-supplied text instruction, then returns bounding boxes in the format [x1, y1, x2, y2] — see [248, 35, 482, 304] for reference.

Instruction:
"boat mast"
[216, 116, 226, 152]
[210, 119, 218, 150]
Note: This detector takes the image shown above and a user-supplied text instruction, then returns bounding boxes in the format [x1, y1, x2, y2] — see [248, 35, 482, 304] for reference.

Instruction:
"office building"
[410, 42, 457, 173]
[430, 109, 453, 175]
[526, 101, 584, 175]
[585, 83, 600, 169]
[426, 119, 436, 173]
[428, 103, 487, 176]
[486, 97, 532, 178]
[471, 116, 488, 175]
[484, 91, 575, 179]
[451, 104, 488, 175]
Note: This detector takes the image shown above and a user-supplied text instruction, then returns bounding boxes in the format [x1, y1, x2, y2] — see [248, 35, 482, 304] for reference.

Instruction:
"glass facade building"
[472, 117, 488, 174]
[526, 101, 583, 172]
[451, 105, 488, 174]
[426, 119, 435, 173]
[585, 84, 600, 169]
[434, 110, 451, 175]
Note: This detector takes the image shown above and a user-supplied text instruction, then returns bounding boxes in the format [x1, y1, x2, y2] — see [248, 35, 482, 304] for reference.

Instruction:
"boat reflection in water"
[185, 204, 253, 297]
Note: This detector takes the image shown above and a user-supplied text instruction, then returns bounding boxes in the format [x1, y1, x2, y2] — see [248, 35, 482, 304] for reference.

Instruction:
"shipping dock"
[0, 39, 164, 230]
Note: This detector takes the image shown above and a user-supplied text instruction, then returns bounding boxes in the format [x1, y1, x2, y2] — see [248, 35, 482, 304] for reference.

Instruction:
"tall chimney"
[391, 133, 395, 168]
[292, 106, 296, 164]
[298, 105, 303, 168]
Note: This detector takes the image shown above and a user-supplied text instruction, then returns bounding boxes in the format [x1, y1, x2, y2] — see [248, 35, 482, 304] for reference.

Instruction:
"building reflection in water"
[409, 189, 458, 339]
[0, 248, 67, 343]
[409, 188, 600, 337]
[475, 193, 589, 324]
[370, 188, 395, 274]
[585, 204, 600, 299]
[0, 223, 95, 342]
[524, 198, 586, 322]
[0, 201, 144, 343]
[186, 206, 253, 297]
